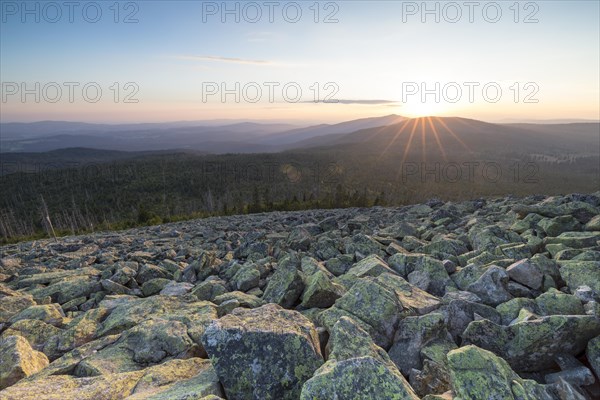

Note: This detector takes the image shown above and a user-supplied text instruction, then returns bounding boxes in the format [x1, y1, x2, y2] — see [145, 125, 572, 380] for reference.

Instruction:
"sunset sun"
[402, 101, 450, 118]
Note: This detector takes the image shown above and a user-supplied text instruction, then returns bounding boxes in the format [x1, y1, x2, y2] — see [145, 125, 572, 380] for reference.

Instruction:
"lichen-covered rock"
[545, 231, 600, 249]
[299, 257, 333, 281]
[313, 236, 341, 261]
[300, 270, 344, 309]
[212, 291, 264, 308]
[190, 279, 229, 302]
[0, 358, 220, 400]
[74, 318, 199, 376]
[187, 251, 219, 282]
[0, 294, 37, 324]
[587, 335, 600, 379]
[412, 340, 457, 396]
[300, 316, 419, 400]
[559, 260, 600, 293]
[535, 288, 584, 316]
[42, 307, 110, 360]
[1, 193, 599, 399]
[231, 264, 260, 292]
[319, 273, 440, 348]
[468, 225, 518, 252]
[159, 281, 194, 296]
[31, 335, 120, 379]
[538, 215, 580, 236]
[462, 314, 600, 371]
[287, 227, 312, 251]
[96, 296, 216, 338]
[388, 313, 452, 375]
[8, 304, 65, 327]
[126, 359, 224, 399]
[388, 253, 454, 296]
[301, 356, 419, 400]
[324, 254, 354, 276]
[512, 200, 598, 223]
[466, 265, 513, 306]
[447, 345, 555, 400]
[451, 264, 490, 290]
[136, 263, 172, 284]
[100, 278, 130, 295]
[1, 319, 62, 353]
[11, 267, 102, 290]
[141, 278, 172, 297]
[262, 259, 304, 308]
[420, 237, 468, 257]
[585, 215, 600, 231]
[28, 276, 102, 305]
[201, 304, 324, 400]
[344, 233, 386, 258]
[377, 221, 417, 239]
[496, 298, 537, 325]
[0, 335, 49, 389]
[346, 254, 396, 278]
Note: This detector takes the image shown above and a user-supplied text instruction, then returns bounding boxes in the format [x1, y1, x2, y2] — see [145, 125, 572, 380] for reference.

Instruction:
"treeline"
[1, 150, 598, 244]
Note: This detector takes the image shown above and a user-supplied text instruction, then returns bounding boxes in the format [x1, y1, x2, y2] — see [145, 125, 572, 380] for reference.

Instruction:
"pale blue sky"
[1, 0, 599, 123]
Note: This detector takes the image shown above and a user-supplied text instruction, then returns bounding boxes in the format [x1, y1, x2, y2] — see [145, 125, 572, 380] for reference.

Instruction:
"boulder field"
[1, 192, 600, 399]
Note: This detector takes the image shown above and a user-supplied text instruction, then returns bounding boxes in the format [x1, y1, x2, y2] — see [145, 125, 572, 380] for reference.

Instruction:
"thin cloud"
[303, 99, 400, 105]
[177, 55, 273, 65]
[246, 31, 276, 43]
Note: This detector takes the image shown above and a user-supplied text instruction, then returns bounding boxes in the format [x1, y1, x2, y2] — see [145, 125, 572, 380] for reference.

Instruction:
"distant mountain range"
[1, 116, 598, 169]
[1, 115, 407, 153]
[301, 117, 600, 156]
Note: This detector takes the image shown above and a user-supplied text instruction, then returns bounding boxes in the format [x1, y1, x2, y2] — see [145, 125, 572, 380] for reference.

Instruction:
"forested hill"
[1, 145, 598, 244]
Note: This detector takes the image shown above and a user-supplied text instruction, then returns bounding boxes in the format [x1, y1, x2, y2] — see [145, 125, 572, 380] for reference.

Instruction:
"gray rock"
[506, 259, 543, 290]
[262, 260, 304, 308]
[159, 281, 194, 296]
[201, 304, 324, 400]
[301, 270, 344, 309]
[462, 314, 600, 371]
[466, 266, 513, 306]
[388, 313, 452, 375]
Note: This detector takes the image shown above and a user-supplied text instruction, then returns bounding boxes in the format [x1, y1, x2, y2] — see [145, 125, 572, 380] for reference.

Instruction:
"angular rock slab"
[559, 260, 600, 293]
[588, 335, 600, 380]
[74, 318, 199, 376]
[301, 316, 419, 400]
[0, 335, 49, 389]
[0, 358, 221, 400]
[201, 303, 324, 400]
[448, 345, 556, 400]
[388, 313, 452, 376]
[300, 357, 418, 400]
[462, 314, 600, 372]
[319, 272, 440, 349]
[261, 259, 304, 308]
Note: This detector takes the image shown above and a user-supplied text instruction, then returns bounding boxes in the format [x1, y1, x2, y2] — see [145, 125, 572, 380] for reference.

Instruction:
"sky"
[1, 0, 599, 124]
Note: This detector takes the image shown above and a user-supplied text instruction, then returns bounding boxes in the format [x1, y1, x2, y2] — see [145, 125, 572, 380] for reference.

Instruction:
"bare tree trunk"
[40, 195, 57, 242]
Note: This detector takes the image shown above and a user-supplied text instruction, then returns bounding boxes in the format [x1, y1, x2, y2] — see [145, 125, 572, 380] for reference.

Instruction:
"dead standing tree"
[40, 195, 57, 242]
